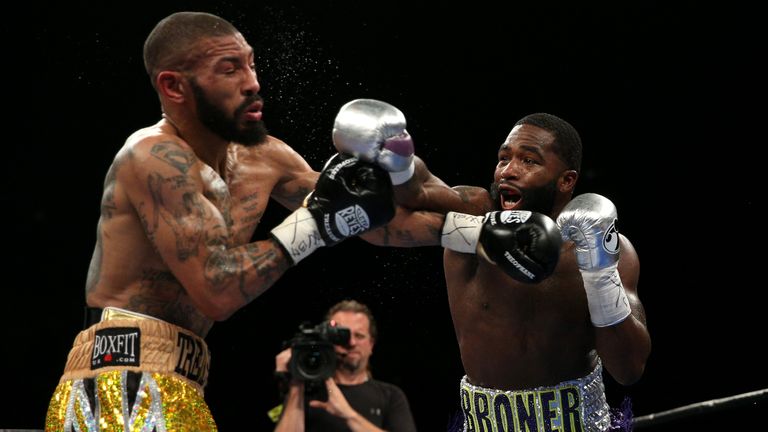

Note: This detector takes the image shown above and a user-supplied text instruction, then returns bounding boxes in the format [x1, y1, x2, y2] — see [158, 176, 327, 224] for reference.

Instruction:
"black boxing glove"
[441, 210, 561, 283]
[271, 154, 395, 264]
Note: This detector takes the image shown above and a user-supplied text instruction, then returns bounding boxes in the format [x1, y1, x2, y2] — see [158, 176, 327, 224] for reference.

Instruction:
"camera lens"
[292, 342, 336, 381]
[300, 351, 323, 373]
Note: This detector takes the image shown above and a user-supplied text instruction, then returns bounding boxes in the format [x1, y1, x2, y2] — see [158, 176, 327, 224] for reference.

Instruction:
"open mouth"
[500, 188, 522, 210]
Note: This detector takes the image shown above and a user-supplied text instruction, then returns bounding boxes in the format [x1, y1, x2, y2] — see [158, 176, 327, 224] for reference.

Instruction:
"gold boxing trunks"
[460, 362, 611, 432]
[45, 307, 216, 431]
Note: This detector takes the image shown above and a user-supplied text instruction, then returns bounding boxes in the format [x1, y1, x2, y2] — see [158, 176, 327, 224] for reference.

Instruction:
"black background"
[2, 1, 765, 430]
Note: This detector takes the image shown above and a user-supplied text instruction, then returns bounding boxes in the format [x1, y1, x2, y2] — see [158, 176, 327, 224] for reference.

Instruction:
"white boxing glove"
[332, 99, 415, 185]
[557, 193, 631, 327]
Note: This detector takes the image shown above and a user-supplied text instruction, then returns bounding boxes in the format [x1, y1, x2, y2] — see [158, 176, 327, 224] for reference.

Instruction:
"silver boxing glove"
[557, 193, 620, 270]
[332, 99, 415, 185]
[557, 193, 630, 327]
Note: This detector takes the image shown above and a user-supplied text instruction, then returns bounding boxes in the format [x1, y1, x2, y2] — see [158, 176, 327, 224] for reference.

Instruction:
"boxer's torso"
[445, 238, 598, 390]
[85, 121, 303, 336]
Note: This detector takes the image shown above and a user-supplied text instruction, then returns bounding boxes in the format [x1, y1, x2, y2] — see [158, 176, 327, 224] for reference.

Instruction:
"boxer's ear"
[558, 170, 578, 193]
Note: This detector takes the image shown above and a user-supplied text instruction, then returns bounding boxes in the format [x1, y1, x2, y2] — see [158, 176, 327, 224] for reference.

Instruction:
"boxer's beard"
[189, 78, 268, 146]
[490, 179, 558, 215]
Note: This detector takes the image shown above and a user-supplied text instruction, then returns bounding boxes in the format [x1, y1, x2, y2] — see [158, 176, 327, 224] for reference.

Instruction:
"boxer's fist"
[441, 210, 561, 283]
[271, 154, 395, 264]
[306, 153, 395, 244]
[332, 99, 415, 185]
[556, 193, 630, 327]
[556, 193, 619, 270]
[479, 211, 561, 283]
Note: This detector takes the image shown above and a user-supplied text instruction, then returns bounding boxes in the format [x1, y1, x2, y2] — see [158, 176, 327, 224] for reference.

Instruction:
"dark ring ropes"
[632, 387, 768, 429]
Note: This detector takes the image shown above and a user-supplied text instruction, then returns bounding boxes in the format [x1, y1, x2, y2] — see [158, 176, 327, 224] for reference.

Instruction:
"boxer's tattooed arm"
[88, 159, 123, 293]
[203, 176, 234, 233]
[130, 140, 292, 318]
[144, 142, 232, 260]
[274, 185, 312, 210]
[378, 225, 439, 247]
[453, 186, 494, 214]
[101, 161, 120, 219]
[364, 211, 443, 247]
[203, 241, 288, 303]
[147, 172, 208, 260]
[242, 243, 288, 301]
[204, 248, 240, 291]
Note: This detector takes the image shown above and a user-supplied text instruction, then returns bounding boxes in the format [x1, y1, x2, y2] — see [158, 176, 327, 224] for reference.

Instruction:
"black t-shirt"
[306, 379, 417, 432]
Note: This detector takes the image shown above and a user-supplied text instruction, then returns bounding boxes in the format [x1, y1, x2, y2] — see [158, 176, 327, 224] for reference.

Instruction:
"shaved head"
[143, 12, 239, 89]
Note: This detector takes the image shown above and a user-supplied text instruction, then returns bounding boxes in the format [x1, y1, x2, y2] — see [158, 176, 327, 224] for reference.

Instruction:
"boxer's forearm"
[595, 314, 651, 385]
[360, 207, 443, 247]
[395, 157, 489, 215]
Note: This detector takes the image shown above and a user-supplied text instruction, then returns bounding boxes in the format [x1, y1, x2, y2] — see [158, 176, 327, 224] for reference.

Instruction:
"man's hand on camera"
[274, 347, 300, 402]
[275, 348, 292, 373]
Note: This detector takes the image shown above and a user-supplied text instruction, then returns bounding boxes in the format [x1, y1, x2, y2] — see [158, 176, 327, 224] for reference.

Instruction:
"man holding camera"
[274, 300, 417, 432]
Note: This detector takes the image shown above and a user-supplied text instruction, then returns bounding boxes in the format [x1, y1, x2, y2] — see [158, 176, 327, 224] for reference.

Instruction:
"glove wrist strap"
[441, 212, 483, 254]
[270, 207, 325, 265]
[581, 264, 631, 327]
[389, 160, 415, 186]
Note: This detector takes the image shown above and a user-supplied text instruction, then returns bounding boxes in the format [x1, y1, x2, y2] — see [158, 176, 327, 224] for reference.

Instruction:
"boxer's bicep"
[125, 141, 230, 293]
[360, 207, 443, 247]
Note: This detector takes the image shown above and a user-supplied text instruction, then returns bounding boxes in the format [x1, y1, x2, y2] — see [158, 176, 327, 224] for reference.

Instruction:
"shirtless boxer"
[44, 13, 401, 431]
[336, 100, 652, 432]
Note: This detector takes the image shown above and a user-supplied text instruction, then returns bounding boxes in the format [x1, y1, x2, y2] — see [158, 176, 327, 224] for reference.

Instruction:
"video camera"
[288, 320, 351, 396]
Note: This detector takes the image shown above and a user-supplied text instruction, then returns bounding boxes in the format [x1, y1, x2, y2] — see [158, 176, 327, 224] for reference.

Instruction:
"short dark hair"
[515, 113, 582, 172]
[325, 300, 378, 341]
[143, 11, 239, 89]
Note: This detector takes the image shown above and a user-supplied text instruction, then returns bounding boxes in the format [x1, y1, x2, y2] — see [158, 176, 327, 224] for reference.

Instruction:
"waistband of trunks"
[460, 362, 611, 432]
[61, 307, 211, 391]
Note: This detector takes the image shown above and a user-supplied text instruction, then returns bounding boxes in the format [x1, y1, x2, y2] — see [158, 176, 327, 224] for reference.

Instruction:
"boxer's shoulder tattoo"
[150, 141, 198, 174]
